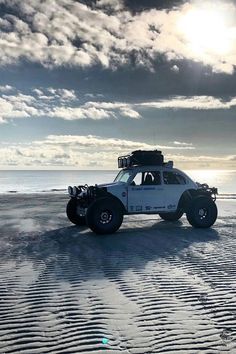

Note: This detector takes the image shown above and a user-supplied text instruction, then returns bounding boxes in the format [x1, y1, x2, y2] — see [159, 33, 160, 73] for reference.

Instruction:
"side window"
[151, 171, 161, 185]
[131, 172, 142, 186]
[176, 173, 187, 185]
[131, 171, 162, 186]
[142, 172, 153, 185]
[163, 171, 186, 185]
[143, 171, 161, 185]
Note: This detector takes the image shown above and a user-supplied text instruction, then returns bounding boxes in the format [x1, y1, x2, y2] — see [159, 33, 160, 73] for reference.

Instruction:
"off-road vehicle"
[67, 150, 218, 234]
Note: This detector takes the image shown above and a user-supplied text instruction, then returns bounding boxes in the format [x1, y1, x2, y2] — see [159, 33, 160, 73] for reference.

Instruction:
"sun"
[178, 3, 233, 56]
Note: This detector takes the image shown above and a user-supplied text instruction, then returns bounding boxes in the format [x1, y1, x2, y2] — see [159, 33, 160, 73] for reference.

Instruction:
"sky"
[0, 0, 236, 170]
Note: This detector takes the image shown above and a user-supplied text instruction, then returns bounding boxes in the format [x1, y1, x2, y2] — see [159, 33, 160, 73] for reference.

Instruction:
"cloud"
[0, 94, 39, 122]
[173, 141, 193, 146]
[171, 65, 180, 73]
[32, 87, 77, 101]
[84, 101, 141, 118]
[139, 96, 236, 110]
[40, 135, 195, 157]
[56, 96, 236, 113]
[96, 0, 125, 11]
[33, 88, 44, 96]
[0, 85, 14, 92]
[0, 86, 116, 122]
[166, 153, 236, 163]
[119, 107, 141, 118]
[48, 106, 113, 120]
[1, 134, 236, 169]
[47, 88, 77, 101]
[2, 85, 236, 123]
[0, 87, 142, 122]
[0, 0, 235, 73]
[2, 85, 236, 124]
[84, 101, 127, 109]
[85, 93, 104, 98]
[39, 135, 154, 150]
[83, 96, 236, 113]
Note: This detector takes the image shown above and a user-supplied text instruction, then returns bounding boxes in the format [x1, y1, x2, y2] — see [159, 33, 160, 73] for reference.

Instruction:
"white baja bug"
[67, 150, 218, 234]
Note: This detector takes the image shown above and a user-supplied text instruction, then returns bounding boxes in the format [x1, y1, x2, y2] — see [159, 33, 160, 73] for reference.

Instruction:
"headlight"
[73, 186, 79, 197]
[68, 186, 73, 195]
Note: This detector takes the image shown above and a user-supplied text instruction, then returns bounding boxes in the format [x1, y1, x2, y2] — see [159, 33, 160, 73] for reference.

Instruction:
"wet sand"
[0, 194, 235, 353]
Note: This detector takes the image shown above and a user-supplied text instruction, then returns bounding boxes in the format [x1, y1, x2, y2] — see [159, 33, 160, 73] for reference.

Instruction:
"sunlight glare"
[178, 3, 233, 55]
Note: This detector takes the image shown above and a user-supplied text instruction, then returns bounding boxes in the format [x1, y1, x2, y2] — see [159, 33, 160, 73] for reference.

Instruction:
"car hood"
[98, 181, 125, 189]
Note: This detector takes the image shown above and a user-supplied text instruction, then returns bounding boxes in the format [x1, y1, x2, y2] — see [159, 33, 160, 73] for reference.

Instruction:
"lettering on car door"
[128, 171, 166, 212]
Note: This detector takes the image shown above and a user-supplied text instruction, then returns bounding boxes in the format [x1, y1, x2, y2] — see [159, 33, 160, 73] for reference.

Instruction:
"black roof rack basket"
[118, 150, 164, 168]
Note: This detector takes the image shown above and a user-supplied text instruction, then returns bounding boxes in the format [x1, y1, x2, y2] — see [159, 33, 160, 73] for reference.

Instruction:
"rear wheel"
[159, 209, 184, 221]
[86, 198, 123, 235]
[66, 198, 86, 226]
[186, 196, 217, 228]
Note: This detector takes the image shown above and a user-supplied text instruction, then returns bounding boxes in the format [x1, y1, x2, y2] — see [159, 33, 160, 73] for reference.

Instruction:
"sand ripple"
[0, 195, 235, 353]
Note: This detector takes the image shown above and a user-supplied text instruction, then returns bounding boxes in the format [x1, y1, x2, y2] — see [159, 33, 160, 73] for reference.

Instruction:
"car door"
[127, 170, 166, 213]
[162, 170, 188, 211]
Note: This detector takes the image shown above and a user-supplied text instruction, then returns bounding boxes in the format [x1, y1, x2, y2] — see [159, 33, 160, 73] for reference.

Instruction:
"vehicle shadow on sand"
[1, 218, 220, 283]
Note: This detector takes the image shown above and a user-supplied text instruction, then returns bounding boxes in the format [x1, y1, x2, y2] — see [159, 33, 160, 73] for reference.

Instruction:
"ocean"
[0, 169, 235, 196]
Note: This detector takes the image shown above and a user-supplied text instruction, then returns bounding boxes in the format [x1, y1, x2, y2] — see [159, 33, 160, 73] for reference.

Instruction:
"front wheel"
[159, 209, 184, 221]
[66, 198, 86, 226]
[86, 198, 123, 235]
[186, 196, 217, 228]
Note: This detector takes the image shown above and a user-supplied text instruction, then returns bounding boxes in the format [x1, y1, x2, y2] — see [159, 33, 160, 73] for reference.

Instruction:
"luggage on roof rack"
[118, 150, 164, 168]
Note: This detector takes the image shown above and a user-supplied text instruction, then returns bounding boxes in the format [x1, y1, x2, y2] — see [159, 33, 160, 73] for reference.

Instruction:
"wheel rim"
[99, 209, 113, 224]
[198, 207, 208, 220]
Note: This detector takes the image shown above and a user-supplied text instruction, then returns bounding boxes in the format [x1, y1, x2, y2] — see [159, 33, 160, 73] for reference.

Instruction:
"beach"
[0, 193, 235, 353]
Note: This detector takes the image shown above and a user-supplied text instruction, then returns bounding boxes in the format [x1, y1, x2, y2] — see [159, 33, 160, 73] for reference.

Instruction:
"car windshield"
[114, 169, 133, 183]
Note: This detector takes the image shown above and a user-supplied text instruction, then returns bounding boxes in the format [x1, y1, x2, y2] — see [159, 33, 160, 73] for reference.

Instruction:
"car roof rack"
[118, 150, 172, 168]
[164, 161, 173, 168]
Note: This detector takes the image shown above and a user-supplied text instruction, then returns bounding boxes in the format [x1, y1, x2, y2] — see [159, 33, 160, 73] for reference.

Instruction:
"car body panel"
[104, 166, 198, 213]
[67, 165, 210, 215]
[127, 184, 166, 213]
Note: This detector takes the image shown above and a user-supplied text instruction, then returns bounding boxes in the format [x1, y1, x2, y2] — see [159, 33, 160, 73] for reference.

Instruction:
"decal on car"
[167, 204, 176, 209]
[136, 206, 142, 211]
[131, 187, 155, 191]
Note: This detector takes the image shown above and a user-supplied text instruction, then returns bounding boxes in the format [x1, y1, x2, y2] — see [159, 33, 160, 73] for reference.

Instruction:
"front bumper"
[197, 183, 218, 200]
[68, 185, 89, 198]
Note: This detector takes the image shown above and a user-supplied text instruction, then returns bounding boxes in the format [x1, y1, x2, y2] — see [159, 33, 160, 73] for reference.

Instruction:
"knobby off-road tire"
[159, 209, 184, 222]
[186, 196, 217, 228]
[66, 198, 86, 226]
[86, 198, 123, 235]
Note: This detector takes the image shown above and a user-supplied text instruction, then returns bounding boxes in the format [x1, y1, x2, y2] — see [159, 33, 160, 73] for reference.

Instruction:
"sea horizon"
[0, 169, 236, 196]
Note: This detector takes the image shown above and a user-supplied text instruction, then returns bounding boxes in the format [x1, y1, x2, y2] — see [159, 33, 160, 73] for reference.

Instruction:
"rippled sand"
[0, 194, 235, 353]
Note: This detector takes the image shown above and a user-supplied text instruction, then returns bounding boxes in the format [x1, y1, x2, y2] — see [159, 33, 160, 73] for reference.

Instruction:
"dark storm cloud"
[2, 58, 236, 104]
[125, 0, 185, 12]
[81, 60, 236, 99]
[82, 0, 185, 11]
